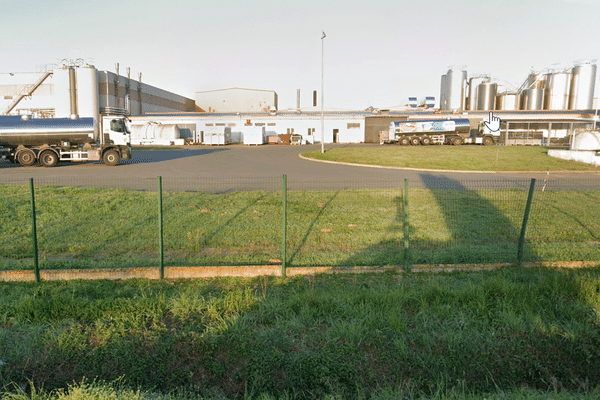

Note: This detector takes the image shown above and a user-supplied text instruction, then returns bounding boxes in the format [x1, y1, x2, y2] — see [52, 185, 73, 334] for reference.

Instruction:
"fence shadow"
[341, 175, 538, 267]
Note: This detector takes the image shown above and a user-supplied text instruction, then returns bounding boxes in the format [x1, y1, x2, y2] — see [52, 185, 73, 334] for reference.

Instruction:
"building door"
[333, 129, 339, 143]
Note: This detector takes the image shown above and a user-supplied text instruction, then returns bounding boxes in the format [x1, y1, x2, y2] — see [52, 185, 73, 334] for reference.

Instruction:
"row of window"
[203, 122, 361, 129]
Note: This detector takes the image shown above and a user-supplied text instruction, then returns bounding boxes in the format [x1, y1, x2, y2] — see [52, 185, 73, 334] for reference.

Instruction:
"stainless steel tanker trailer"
[0, 114, 131, 167]
[381, 118, 500, 146]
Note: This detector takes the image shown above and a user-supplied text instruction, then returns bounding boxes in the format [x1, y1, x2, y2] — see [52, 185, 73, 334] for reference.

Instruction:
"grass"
[1, 183, 599, 270]
[1, 267, 600, 399]
[302, 145, 600, 171]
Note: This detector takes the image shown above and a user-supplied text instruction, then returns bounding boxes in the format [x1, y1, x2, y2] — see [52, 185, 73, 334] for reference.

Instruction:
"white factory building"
[1, 61, 599, 150]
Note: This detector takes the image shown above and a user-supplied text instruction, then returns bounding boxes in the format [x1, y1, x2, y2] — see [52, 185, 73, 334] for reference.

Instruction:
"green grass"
[1, 183, 599, 270]
[1, 268, 600, 399]
[302, 146, 599, 171]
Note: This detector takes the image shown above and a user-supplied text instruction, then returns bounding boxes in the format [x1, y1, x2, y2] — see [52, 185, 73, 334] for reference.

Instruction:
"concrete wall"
[196, 88, 278, 113]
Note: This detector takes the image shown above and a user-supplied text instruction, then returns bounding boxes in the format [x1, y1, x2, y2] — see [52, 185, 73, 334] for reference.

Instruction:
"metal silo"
[496, 92, 520, 110]
[476, 82, 497, 110]
[53, 66, 72, 119]
[467, 75, 488, 110]
[544, 71, 571, 110]
[76, 65, 99, 121]
[440, 74, 448, 110]
[521, 88, 545, 110]
[443, 67, 467, 111]
[568, 61, 597, 110]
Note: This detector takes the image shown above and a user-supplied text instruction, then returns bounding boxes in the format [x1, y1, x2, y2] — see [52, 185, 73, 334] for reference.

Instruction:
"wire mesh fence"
[1, 175, 599, 277]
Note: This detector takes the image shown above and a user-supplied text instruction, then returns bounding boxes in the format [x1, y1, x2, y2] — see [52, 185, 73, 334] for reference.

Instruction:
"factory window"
[287, 128, 294, 135]
[255, 123, 265, 126]
[267, 123, 276, 126]
[205, 123, 214, 127]
[308, 128, 315, 136]
[4, 96, 13, 100]
[227, 123, 236, 127]
[215, 123, 226, 126]
[347, 123, 361, 129]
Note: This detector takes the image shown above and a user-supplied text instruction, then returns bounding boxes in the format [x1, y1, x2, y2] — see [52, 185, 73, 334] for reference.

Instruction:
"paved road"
[1, 144, 599, 192]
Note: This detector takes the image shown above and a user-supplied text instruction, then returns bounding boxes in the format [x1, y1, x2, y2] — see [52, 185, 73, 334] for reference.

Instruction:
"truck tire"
[482, 136, 494, 146]
[451, 136, 463, 146]
[17, 149, 36, 166]
[39, 149, 59, 167]
[103, 149, 120, 166]
[398, 136, 410, 146]
[410, 136, 421, 146]
[421, 136, 432, 145]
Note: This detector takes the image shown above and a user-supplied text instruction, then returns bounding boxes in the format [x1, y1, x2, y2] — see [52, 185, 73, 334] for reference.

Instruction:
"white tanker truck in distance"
[0, 114, 131, 167]
[382, 118, 500, 146]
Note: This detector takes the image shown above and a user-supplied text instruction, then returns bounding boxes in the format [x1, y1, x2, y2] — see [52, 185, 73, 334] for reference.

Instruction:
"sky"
[1, 0, 600, 110]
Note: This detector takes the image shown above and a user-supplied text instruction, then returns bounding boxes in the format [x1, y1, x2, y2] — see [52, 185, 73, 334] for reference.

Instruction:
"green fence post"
[282, 174, 287, 277]
[29, 178, 40, 283]
[403, 178, 410, 272]
[517, 178, 536, 266]
[158, 176, 165, 279]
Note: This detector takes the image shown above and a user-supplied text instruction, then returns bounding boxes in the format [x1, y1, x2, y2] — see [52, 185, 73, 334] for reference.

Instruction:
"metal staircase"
[2, 71, 52, 115]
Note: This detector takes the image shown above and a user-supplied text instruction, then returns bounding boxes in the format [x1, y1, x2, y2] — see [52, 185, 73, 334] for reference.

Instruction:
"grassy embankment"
[302, 146, 599, 171]
[1, 268, 600, 399]
[1, 183, 599, 270]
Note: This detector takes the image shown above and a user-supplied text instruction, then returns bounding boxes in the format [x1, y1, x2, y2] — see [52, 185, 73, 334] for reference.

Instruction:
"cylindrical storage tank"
[523, 71, 547, 90]
[76, 66, 99, 120]
[544, 71, 572, 110]
[53, 67, 72, 119]
[440, 74, 448, 110]
[521, 88, 545, 110]
[444, 68, 467, 111]
[569, 62, 597, 109]
[476, 82, 497, 110]
[496, 92, 520, 110]
[467, 76, 488, 110]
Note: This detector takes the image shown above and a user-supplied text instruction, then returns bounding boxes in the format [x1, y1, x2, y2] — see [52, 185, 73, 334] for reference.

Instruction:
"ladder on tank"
[2, 71, 53, 115]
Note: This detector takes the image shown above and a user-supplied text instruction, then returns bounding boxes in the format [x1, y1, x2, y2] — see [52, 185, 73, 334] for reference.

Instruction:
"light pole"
[321, 30, 326, 153]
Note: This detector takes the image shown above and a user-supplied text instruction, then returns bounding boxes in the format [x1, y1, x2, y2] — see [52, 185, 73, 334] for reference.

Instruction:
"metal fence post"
[158, 176, 165, 279]
[29, 178, 40, 283]
[282, 174, 287, 277]
[517, 178, 536, 266]
[403, 178, 410, 272]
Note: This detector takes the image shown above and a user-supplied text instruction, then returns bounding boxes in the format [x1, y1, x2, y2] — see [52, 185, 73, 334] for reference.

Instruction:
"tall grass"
[1, 182, 599, 271]
[1, 268, 600, 398]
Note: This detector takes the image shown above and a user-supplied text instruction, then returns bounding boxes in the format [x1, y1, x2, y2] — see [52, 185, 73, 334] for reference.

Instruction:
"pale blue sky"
[1, 0, 599, 110]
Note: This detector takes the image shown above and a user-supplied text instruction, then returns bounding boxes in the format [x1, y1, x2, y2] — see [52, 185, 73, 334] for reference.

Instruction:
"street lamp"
[321, 30, 326, 153]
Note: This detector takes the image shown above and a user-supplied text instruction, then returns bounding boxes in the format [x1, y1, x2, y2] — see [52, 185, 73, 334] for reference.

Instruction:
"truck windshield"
[110, 119, 127, 133]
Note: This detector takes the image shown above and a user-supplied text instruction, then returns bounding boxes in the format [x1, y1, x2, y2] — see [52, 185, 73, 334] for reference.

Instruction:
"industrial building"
[1, 60, 599, 155]
[0, 61, 197, 120]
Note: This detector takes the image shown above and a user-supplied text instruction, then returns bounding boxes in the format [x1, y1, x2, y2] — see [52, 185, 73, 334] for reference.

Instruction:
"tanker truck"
[381, 118, 500, 146]
[0, 114, 131, 167]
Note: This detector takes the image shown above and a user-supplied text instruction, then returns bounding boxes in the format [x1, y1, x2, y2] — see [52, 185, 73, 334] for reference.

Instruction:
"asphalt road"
[1, 144, 599, 192]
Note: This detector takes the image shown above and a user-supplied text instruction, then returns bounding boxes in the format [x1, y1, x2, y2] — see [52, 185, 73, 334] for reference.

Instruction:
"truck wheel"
[410, 136, 421, 146]
[482, 136, 494, 146]
[451, 136, 463, 146]
[39, 150, 59, 167]
[421, 136, 432, 145]
[17, 149, 36, 166]
[103, 149, 120, 166]
[398, 136, 410, 146]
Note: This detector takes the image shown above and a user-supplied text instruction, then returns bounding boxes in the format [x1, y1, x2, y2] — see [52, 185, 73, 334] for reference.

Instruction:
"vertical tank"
[76, 65, 99, 120]
[442, 67, 467, 111]
[440, 74, 448, 110]
[569, 61, 597, 110]
[467, 75, 488, 110]
[496, 92, 520, 110]
[521, 88, 545, 110]
[476, 82, 497, 110]
[544, 71, 572, 110]
[53, 66, 72, 119]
